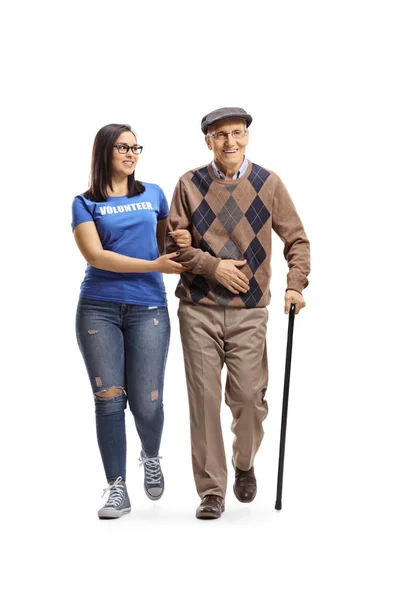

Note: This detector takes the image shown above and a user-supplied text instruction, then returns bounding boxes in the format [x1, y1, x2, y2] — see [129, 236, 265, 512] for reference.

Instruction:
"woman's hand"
[169, 229, 192, 248]
[153, 252, 186, 274]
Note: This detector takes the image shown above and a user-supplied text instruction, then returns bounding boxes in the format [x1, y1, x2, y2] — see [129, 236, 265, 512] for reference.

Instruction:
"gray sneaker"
[139, 451, 164, 500]
[98, 476, 131, 519]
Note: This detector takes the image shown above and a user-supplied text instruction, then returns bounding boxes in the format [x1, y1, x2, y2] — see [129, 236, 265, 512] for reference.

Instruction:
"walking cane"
[275, 303, 296, 510]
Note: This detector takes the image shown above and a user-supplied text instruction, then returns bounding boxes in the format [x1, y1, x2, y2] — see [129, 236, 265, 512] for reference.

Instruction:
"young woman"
[72, 123, 190, 519]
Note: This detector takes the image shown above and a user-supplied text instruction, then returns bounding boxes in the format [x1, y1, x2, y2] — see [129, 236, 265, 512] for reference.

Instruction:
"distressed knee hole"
[95, 386, 125, 399]
[151, 389, 159, 401]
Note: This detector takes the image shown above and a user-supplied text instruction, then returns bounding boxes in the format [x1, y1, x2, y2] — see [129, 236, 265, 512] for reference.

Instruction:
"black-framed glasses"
[114, 143, 143, 154]
[207, 129, 248, 142]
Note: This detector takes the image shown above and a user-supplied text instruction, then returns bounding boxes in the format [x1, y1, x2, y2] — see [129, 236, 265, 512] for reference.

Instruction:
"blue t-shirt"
[71, 184, 169, 305]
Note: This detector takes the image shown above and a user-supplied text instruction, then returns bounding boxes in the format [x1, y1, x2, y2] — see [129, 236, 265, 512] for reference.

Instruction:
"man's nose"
[224, 133, 236, 145]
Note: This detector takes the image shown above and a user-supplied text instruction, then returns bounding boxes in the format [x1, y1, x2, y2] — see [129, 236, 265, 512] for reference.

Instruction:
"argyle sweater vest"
[166, 161, 310, 308]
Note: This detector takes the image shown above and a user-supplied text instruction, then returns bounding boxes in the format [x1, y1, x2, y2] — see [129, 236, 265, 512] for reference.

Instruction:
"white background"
[1, 0, 399, 598]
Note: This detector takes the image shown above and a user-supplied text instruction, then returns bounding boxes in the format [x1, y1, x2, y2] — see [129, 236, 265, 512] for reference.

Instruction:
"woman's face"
[111, 131, 139, 178]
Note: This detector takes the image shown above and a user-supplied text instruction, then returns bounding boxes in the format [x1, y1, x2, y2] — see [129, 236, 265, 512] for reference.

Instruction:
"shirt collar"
[211, 157, 248, 180]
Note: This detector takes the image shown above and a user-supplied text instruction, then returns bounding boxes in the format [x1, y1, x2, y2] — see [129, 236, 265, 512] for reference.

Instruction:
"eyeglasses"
[207, 129, 248, 142]
[114, 144, 143, 154]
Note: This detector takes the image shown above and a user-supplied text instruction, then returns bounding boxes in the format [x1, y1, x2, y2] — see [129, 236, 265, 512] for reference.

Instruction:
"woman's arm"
[74, 221, 184, 274]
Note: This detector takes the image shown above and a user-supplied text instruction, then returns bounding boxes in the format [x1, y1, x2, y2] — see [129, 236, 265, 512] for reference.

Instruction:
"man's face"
[205, 118, 249, 173]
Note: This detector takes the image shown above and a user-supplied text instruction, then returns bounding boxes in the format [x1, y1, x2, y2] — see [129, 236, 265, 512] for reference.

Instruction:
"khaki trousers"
[178, 301, 269, 498]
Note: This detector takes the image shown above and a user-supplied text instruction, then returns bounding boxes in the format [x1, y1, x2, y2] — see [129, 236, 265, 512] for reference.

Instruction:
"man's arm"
[157, 218, 191, 254]
[272, 177, 310, 311]
[165, 179, 221, 277]
[166, 179, 249, 294]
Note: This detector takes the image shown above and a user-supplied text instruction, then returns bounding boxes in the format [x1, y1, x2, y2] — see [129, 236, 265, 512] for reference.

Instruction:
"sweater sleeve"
[272, 176, 310, 293]
[165, 179, 221, 278]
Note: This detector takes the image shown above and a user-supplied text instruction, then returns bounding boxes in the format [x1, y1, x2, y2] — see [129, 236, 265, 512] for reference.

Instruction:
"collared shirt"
[211, 157, 249, 180]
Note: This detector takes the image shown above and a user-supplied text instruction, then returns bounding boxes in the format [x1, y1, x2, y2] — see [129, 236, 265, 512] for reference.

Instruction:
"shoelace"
[139, 455, 163, 484]
[236, 468, 256, 485]
[202, 495, 222, 505]
[101, 476, 125, 508]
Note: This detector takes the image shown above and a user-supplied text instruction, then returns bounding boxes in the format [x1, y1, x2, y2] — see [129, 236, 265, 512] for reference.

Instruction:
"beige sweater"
[166, 160, 310, 308]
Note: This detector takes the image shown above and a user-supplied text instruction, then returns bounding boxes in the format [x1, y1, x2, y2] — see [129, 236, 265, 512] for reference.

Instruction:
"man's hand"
[215, 259, 249, 294]
[169, 229, 192, 248]
[284, 290, 306, 314]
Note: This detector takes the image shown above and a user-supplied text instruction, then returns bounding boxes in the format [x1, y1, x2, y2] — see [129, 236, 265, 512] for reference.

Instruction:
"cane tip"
[275, 501, 282, 510]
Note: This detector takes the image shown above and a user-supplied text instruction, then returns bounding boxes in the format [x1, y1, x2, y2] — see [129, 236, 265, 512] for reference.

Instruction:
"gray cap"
[201, 107, 253, 134]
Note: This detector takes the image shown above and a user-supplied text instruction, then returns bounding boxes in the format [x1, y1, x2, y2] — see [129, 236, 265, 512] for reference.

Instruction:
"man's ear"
[205, 135, 212, 150]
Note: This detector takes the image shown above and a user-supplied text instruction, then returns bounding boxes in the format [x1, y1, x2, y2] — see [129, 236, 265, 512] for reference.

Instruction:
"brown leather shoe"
[233, 465, 257, 503]
[196, 495, 225, 519]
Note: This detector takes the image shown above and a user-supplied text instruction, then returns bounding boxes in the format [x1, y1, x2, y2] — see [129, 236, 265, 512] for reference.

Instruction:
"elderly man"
[166, 107, 310, 519]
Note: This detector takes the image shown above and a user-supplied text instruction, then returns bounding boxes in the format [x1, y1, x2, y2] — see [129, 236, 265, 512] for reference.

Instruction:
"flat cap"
[201, 107, 253, 134]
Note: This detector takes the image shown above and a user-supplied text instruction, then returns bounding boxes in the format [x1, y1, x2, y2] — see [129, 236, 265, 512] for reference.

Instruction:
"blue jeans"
[76, 298, 170, 483]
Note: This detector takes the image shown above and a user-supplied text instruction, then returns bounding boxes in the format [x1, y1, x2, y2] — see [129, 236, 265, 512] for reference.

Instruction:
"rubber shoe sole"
[98, 506, 131, 519]
[196, 503, 225, 520]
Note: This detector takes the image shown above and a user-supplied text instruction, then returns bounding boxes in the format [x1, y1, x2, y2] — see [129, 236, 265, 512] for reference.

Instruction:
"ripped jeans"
[76, 297, 170, 482]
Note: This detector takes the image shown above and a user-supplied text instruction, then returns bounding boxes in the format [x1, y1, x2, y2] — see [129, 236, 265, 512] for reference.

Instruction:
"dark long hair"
[85, 124, 145, 202]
